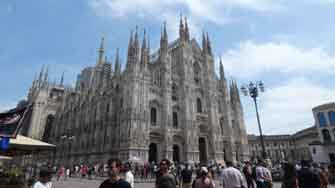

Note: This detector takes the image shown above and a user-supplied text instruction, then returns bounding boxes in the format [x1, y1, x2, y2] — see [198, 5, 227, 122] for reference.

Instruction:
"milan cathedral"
[25, 18, 249, 165]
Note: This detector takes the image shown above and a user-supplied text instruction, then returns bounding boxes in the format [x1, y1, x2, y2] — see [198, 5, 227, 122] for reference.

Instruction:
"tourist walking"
[65, 168, 70, 180]
[193, 167, 214, 188]
[297, 160, 320, 188]
[33, 169, 53, 188]
[281, 163, 298, 188]
[181, 164, 193, 188]
[255, 160, 272, 188]
[221, 161, 245, 188]
[125, 162, 135, 188]
[243, 162, 254, 188]
[320, 166, 329, 188]
[156, 159, 177, 188]
[99, 158, 131, 188]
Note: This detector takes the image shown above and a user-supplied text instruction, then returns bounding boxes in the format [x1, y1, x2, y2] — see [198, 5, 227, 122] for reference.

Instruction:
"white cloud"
[0, 101, 17, 113]
[88, 0, 286, 40]
[221, 41, 335, 79]
[244, 78, 335, 135]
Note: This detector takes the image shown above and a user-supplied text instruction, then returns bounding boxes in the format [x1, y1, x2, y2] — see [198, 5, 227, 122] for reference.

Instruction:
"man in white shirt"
[221, 161, 246, 188]
[33, 169, 53, 188]
[255, 160, 272, 188]
[125, 162, 135, 188]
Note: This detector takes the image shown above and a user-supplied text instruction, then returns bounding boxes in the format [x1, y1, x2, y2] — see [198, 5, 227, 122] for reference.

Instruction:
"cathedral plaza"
[1, 1, 335, 187]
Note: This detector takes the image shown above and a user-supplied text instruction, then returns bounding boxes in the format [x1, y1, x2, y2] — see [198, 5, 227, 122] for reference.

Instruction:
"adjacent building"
[311, 103, 335, 163]
[248, 126, 319, 163]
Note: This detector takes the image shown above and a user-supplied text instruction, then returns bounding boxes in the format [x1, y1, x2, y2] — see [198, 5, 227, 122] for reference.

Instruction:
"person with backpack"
[181, 164, 193, 188]
[193, 167, 214, 188]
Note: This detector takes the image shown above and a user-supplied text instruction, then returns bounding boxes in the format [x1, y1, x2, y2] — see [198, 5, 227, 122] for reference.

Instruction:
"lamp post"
[241, 81, 267, 159]
[60, 133, 75, 166]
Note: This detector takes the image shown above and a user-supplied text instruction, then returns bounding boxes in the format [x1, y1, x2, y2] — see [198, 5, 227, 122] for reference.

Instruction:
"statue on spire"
[179, 14, 185, 41]
[184, 17, 190, 41]
[60, 72, 64, 87]
[97, 36, 105, 66]
[115, 48, 121, 75]
[220, 58, 225, 80]
[202, 31, 208, 54]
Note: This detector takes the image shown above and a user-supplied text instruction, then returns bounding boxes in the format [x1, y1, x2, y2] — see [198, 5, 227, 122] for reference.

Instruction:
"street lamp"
[241, 81, 267, 159]
[60, 132, 75, 165]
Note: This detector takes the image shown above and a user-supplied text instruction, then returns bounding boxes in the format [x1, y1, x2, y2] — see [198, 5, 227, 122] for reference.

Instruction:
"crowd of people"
[28, 158, 335, 188]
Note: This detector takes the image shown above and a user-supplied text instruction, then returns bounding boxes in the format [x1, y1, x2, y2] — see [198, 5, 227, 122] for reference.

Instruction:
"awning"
[0, 135, 56, 156]
[0, 155, 12, 160]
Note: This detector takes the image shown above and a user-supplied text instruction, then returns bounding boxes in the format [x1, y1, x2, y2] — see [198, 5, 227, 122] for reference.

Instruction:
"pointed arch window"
[197, 98, 202, 113]
[220, 118, 224, 135]
[328, 111, 335, 125]
[318, 112, 327, 127]
[151, 107, 157, 126]
[173, 112, 178, 128]
[172, 84, 178, 101]
[193, 62, 201, 84]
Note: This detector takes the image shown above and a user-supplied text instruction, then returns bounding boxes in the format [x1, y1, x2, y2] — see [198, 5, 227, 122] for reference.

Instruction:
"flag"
[0, 104, 32, 138]
[0, 137, 9, 150]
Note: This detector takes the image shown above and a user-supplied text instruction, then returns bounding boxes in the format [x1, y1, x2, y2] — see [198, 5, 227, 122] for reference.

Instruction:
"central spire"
[160, 22, 168, 55]
[179, 14, 185, 40]
[97, 36, 105, 66]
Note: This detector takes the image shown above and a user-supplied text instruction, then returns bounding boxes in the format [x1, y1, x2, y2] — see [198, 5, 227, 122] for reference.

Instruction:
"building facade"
[22, 68, 65, 141]
[248, 126, 319, 163]
[312, 103, 335, 163]
[22, 19, 249, 165]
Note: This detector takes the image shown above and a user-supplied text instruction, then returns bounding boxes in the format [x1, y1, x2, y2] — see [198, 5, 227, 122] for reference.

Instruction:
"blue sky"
[1, 0, 335, 135]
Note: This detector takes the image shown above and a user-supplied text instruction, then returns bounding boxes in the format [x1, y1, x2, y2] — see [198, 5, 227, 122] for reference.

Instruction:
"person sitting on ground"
[99, 158, 131, 188]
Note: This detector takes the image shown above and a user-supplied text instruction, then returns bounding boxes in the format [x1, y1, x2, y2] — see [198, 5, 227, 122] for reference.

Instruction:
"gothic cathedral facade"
[26, 18, 249, 165]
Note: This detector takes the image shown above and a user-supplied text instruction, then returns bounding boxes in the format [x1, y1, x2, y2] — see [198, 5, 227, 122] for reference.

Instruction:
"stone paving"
[53, 178, 334, 188]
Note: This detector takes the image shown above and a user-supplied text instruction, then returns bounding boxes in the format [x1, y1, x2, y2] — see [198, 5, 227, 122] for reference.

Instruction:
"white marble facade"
[26, 19, 249, 166]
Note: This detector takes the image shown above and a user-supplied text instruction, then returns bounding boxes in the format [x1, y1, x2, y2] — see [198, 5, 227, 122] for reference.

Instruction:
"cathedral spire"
[39, 65, 44, 82]
[147, 35, 150, 61]
[179, 13, 184, 41]
[206, 32, 212, 55]
[160, 22, 168, 54]
[141, 29, 148, 64]
[219, 58, 225, 80]
[163, 21, 168, 41]
[115, 48, 121, 75]
[60, 72, 64, 86]
[234, 81, 242, 104]
[43, 65, 49, 83]
[202, 31, 208, 54]
[127, 30, 134, 58]
[184, 17, 190, 41]
[134, 26, 140, 61]
[97, 36, 105, 66]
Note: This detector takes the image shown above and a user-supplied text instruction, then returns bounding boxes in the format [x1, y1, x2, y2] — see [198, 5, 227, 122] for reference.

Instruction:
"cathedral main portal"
[199, 137, 207, 164]
[149, 143, 158, 163]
